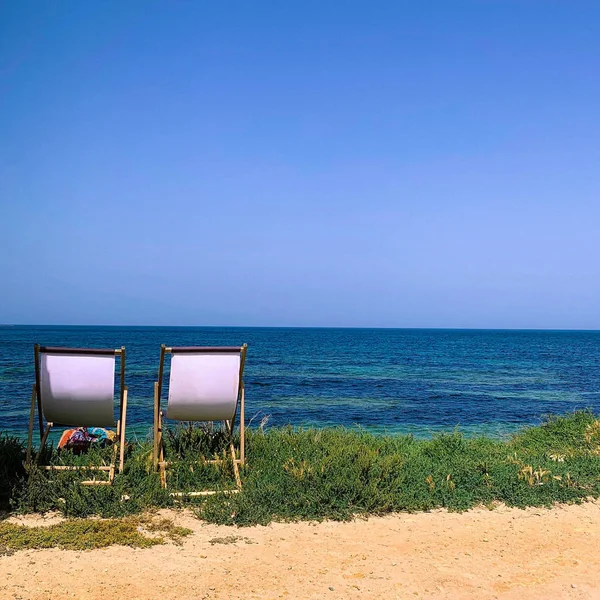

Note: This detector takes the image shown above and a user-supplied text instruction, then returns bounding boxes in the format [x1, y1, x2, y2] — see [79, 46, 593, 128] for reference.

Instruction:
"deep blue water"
[1, 325, 600, 441]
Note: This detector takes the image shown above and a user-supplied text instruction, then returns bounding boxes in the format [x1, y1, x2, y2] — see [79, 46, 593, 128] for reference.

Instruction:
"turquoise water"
[1, 325, 600, 441]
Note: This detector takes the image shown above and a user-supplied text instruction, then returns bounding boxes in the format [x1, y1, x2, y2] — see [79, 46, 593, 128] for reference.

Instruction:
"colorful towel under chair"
[58, 427, 117, 453]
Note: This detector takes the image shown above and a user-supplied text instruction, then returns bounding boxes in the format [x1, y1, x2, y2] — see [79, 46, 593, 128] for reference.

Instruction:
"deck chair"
[26, 344, 128, 485]
[153, 344, 248, 495]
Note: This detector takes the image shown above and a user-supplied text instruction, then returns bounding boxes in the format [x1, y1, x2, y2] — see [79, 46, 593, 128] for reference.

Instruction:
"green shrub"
[0, 434, 26, 511]
[5, 411, 600, 526]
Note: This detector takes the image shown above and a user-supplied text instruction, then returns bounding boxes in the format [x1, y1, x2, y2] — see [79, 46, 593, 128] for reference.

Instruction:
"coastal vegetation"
[2, 411, 600, 550]
[0, 515, 191, 554]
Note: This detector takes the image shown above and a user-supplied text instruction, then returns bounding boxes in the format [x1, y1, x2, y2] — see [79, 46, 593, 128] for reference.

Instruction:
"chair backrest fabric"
[166, 352, 241, 421]
[40, 352, 116, 427]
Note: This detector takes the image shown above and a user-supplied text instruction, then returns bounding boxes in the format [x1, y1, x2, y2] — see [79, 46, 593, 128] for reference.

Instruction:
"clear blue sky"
[1, 1, 599, 328]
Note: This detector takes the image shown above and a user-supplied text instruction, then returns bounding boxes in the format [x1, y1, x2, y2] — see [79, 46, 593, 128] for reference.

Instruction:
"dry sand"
[2, 502, 600, 600]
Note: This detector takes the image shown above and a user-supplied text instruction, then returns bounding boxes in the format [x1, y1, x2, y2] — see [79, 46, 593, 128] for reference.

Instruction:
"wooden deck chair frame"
[153, 344, 247, 495]
[25, 345, 128, 486]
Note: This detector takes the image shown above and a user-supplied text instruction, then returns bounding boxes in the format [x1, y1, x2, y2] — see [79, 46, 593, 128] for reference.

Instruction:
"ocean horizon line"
[2, 323, 600, 333]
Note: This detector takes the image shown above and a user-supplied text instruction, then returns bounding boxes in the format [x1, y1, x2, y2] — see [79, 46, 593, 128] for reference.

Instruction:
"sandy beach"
[2, 502, 600, 600]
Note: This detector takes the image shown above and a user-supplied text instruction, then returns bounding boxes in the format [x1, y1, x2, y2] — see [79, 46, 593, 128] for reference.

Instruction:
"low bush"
[5, 411, 600, 526]
[0, 515, 191, 553]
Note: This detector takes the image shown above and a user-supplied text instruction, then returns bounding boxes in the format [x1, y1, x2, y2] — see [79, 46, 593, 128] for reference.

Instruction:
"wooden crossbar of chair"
[153, 344, 247, 495]
[25, 345, 128, 485]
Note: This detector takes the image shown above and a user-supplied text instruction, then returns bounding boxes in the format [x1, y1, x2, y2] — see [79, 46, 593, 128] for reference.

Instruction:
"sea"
[1, 325, 599, 442]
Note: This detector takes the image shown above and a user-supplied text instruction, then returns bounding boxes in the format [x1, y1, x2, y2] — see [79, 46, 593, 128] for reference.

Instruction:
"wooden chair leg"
[153, 382, 159, 470]
[158, 410, 167, 488]
[25, 384, 37, 468]
[158, 411, 164, 463]
[240, 386, 245, 466]
[34, 422, 52, 465]
[107, 427, 119, 483]
[230, 440, 242, 490]
[119, 388, 128, 473]
[226, 416, 242, 490]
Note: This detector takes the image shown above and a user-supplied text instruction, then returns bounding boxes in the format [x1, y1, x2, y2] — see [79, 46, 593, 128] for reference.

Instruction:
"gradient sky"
[1, 1, 599, 328]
